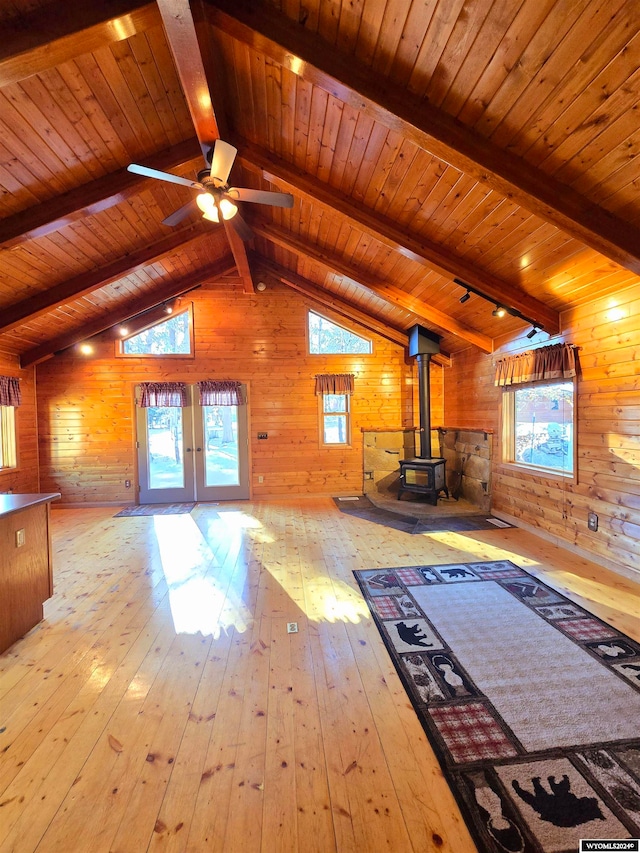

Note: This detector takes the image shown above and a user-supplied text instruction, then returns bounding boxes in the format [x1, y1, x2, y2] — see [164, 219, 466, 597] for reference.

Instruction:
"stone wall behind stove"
[363, 427, 493, 511]
[438, 428, 492, 511]
[362, 429, 417, 497]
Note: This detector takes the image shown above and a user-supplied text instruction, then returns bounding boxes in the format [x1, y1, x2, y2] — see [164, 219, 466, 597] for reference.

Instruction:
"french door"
[135, 384, 249, 503]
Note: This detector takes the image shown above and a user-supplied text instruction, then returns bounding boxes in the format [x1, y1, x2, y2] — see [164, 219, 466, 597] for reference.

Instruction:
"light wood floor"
[1, 498, 639, 853]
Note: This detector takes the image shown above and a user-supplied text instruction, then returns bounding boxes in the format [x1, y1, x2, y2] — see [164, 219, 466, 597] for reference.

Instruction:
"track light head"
[492, 305, 506, 318]
[459, 291, 471, 304]
[527, 327, 539, 339]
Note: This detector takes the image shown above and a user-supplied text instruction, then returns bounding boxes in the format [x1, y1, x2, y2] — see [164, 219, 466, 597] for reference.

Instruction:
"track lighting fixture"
[454, 278, 543, 333]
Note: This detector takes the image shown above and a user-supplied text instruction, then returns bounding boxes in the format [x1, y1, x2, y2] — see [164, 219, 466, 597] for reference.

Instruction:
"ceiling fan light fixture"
[219, 198, 238, 220]
[199, 195, 238, 223]
[196, 192, 216, 216]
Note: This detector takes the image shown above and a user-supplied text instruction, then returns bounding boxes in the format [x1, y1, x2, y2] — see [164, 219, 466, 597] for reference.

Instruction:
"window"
[120, 308, 193, 356]
[320, 394, 350, 445]
[502, 380, 574, 475]
[0, 406, 17, 469]
[308, 311, 372, 354]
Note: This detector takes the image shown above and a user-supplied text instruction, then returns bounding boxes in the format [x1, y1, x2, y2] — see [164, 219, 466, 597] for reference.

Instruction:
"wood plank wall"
[34, 283, 433, 504]
[444, 283, 640, 576]
[0, 355, 39, 494]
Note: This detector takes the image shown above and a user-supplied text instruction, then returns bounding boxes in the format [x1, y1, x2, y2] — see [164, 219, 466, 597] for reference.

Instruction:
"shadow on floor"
[334, 492, 512, 533]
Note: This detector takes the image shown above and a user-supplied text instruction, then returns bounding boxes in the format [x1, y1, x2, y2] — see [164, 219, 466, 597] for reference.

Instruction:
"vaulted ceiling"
[1, 0, 639, 367]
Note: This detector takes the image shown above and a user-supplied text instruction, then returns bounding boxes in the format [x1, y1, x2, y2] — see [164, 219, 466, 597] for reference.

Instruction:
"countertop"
[0, 493, 61, 519]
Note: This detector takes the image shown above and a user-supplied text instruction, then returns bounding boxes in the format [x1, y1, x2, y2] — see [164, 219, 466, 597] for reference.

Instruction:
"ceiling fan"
[127, 139, 294, 241]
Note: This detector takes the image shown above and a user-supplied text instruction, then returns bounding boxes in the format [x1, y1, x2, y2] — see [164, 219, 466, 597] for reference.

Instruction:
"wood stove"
[398, 324, 448, 504]
[398, 457, 448, 504]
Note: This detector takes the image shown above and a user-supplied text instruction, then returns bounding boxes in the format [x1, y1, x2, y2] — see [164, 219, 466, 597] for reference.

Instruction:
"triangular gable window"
[121, 308, 192, 356]
[308, 311, 372, 354]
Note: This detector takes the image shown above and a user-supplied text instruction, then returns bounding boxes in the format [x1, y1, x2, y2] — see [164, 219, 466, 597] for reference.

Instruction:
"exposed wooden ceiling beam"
[256, 258, 403, 346]
[0, 227, 210, 334]
[225, 222, 255, 293]
[257, 256, 451, 367]
[207, 0, 640, 277]
[0, 121, 556, 332]
[253, 221, 493, 353]
[239, 142, 559, 335]
[156, 0, 254, 290]
[156, 0, 221, 152]
[20, 254, 235, 368]
[0, 0, 160, 87]
[0, 139, 202, 249]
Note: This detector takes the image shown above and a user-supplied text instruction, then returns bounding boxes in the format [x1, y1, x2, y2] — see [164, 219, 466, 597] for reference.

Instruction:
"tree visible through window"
[320, 394, 350, 445]
[121, 310, 192, 356]
[503, 381, 574, 475]
[308, 311, 371, 354]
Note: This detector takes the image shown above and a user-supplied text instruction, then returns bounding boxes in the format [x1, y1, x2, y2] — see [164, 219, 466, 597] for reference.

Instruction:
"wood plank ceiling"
[0, 0, 639, 365]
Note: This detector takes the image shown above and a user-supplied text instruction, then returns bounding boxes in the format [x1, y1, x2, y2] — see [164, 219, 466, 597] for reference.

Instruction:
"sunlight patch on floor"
[549, 571, 640, 621]
[415, 530, 540, 567]
[212, 509, 275, 543]
[302, 574, 370, 623]
[153, 515, 253, 637]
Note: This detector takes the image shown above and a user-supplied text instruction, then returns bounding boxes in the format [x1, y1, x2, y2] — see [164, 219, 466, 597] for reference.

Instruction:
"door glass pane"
[203, 405, 239, 486]
[147, 406, 185, 489]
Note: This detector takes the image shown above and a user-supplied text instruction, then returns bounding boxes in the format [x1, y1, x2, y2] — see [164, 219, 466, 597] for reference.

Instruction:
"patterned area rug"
[114, 503, 196, 517]
[354, 561, 640, 852]
[334, 495, 512, 533]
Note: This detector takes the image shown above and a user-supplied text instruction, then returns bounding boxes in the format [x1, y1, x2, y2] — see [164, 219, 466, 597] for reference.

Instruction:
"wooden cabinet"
[0, 493, 59, 654]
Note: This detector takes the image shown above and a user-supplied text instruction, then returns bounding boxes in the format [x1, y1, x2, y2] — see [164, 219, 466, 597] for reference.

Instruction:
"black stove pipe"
[416, 352, 432, 459]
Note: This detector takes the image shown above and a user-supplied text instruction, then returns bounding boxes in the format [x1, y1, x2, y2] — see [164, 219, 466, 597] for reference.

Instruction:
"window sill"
[501, 460, 575, 483]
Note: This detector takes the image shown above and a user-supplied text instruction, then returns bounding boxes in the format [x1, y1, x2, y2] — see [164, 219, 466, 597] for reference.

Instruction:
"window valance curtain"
[314, 373, 355, 395]
[0, 375, 21, 407]
[197, 380, 244, 406]
[494, 343, 579, 387]
[137, 382, 188, 407]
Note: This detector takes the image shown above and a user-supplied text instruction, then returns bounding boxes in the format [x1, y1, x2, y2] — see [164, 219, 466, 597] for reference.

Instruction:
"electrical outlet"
[257, 432, 268, 439]
[587, 511, 598, 532]
[258, 475, 264, 483]
[125, 480, 131, 488]
[286, 622, 298, 633]
[15, 528, 25, 547]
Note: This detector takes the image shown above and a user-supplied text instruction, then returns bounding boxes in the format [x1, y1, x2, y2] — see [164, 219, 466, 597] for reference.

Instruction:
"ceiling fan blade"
[209, 139, 237, 186]
[127, 163, 201, 190]
[228, 187, 294, 208]
[162, 199, 199, 227]
[230, 212, 254, 242]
